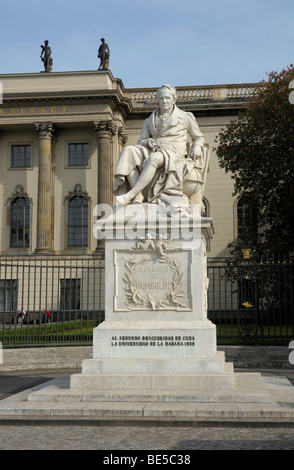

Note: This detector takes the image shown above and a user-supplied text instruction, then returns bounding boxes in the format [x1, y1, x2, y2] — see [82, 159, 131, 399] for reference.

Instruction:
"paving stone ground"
[0, 367, 294, 450]
[1, 422, 294, 450]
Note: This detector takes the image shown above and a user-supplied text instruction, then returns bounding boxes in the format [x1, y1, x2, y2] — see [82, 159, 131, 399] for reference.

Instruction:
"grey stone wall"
[219, 346, 292, 369]
[0, 346, 92, 371]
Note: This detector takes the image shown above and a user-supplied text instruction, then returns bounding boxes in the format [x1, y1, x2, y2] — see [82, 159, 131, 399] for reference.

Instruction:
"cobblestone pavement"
[1, 423, 294, 450]
[1, 367, 294, 450]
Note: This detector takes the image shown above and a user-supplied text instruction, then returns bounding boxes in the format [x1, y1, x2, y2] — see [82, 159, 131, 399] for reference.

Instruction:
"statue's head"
[101, 38, 105, 42]
[157, 84, 177, 101]
[157, 84, 177, 112]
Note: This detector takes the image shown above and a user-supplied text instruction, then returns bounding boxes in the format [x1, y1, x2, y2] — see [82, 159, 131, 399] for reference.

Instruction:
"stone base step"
[1, 374, 294, 422]
[81, 351, 228, 375]
[70, 363, 235, 391]
[28, 372, 269, 404]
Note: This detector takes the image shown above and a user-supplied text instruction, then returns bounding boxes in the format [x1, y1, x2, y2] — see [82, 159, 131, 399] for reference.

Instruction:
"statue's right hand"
[146, 138, 157, 149]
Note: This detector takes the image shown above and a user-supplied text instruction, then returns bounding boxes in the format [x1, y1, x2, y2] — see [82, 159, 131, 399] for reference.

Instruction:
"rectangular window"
[11, 145, 31, 168]
[0, 280, 18, 311]
[68, 197, 88, 247]
[68, 143, 89, 166]
[237, 197, 257, 245]
[60, 279, 81, 310]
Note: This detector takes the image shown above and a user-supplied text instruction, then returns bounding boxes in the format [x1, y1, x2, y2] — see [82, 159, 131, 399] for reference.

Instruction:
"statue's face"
[158, 89, 175, 113]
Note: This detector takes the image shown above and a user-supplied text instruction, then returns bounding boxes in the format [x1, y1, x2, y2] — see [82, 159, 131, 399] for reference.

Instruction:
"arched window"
[237, 196, 257, 246]
[68, 196, 89, 247]
[10, 197, 30, 248]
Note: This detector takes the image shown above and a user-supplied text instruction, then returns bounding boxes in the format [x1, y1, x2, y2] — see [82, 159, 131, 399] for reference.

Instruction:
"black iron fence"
[207, 257, 294, 345]
[0, 256, 105, 347]
[0, 255, 293, 348]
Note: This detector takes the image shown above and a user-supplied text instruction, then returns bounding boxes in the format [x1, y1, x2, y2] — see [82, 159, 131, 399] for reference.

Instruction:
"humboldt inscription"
[114, 248, 192, 311]
[111, 335, 195, 347]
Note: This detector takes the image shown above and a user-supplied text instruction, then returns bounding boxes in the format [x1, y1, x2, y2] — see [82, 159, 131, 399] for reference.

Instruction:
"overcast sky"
[0, 0, 293, 89]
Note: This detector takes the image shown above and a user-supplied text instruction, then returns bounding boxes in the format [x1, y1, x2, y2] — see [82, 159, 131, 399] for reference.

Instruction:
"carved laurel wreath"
[122, 253, 188, 310]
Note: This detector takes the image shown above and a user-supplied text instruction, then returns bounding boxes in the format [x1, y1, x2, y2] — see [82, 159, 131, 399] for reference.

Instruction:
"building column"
[34, 122, 56, 253]
[94, 120, 117, 207]
[94, 120, 116, 251]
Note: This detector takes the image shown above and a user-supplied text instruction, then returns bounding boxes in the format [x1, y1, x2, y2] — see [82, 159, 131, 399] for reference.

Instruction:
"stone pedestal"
[71, 204, 235, 394]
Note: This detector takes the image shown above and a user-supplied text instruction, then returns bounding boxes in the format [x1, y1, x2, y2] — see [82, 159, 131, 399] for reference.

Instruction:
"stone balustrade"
[226, 85, 258, 100]
[129, 83, 260, 107]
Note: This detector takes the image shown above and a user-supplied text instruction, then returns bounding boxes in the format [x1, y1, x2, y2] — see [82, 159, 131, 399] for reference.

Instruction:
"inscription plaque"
[114, 247, 193, 312]
[110, 335, 195, 348]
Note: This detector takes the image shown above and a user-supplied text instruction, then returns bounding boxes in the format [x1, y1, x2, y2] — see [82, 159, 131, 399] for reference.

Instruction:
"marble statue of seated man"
[113, 84, 208, 209]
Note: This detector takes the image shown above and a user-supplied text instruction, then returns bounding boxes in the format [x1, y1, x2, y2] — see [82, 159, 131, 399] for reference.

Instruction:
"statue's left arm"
[186, 112, 204, 160]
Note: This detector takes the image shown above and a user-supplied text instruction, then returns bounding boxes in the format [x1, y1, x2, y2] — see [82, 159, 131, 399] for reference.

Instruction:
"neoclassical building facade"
[0, 70, 256, 258]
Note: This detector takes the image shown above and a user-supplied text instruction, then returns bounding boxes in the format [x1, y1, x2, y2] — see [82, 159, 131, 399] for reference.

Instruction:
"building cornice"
[0, 70, 261, 121]
[1, 91, 133, 115]
[0, 70, 133, 114]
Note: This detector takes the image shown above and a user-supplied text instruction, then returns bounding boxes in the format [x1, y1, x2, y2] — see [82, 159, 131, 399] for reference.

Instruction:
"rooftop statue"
[98, 38, 110, 70]
[40, 40, 53, 72]
[114, 84, 209, 211]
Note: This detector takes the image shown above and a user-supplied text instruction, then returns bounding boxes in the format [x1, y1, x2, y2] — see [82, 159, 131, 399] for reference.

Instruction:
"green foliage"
[215, 65, 294, 257]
